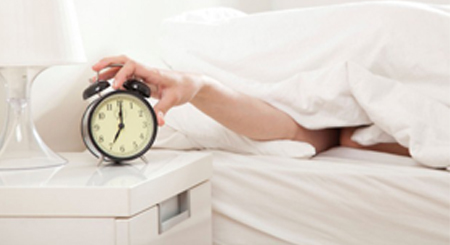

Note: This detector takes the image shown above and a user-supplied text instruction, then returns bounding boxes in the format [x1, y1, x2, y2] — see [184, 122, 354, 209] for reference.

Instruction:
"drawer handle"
[158, 191, 190, 233]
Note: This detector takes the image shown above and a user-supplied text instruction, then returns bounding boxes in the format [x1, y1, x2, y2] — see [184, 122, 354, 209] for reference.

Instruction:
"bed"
[210, 147, 449, 245]
[152, 2, 450, 244]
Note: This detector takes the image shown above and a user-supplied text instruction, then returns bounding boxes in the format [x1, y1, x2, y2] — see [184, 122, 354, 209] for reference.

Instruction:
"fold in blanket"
[158, 2, 450, 168]
[223, 62, 450, 168]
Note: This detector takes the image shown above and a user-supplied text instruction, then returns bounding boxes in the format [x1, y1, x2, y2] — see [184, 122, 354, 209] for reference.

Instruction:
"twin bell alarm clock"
[81, 64, 158, 164]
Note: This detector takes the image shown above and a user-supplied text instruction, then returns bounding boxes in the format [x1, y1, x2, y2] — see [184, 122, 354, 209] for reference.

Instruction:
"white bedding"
[211, 147, 450, 245]
[157, 2, 450, 168]
[154, 5, 450, 242]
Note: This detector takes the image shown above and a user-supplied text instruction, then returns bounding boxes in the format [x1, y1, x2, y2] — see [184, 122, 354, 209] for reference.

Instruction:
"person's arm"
[192, 75, 299, 141]
[191, 75, 339, 152]
[92, 56, 339, 153]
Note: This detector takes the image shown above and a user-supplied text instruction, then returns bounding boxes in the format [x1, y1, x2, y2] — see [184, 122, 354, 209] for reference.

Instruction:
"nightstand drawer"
[116, 181, 212, 245]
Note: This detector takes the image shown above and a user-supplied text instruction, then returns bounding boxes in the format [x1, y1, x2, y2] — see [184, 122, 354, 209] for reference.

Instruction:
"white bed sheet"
[211, 147, 450, 245]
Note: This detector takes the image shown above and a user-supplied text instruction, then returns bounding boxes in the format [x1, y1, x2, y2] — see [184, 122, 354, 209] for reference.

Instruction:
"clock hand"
[113, 103, 125, 144]
[119, 102, 124, 125]
[113, 127, 124, 145]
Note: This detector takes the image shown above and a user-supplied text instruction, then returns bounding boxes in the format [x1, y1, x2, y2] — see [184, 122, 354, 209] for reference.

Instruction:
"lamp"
[0, 0, 86, 170]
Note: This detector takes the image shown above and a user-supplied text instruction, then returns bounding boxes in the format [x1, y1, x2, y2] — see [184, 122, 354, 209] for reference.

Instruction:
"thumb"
[153, 94, 177, 126]
[154, 109, 166, 127]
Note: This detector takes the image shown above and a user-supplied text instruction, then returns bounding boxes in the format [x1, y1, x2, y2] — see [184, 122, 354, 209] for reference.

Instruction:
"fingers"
[111, 60, 160, 89]
[153, 93, 178, 126]
[90, 66, 121, 82]
[112, 61, 136, 89]
[91, 55, 129, 83]
[156, 111, 166, 126]
[92, 55, 171, 88]
[93, 58, 162, 89]
[92, 56, 177, 126]
[92, 55, 130, 71]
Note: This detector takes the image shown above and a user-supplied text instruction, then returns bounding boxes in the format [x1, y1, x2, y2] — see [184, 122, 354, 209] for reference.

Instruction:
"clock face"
[88, 91, 157, 161]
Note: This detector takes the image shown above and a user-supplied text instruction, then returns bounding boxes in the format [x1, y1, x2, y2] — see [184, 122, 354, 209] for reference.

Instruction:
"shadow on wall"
[0, 66, 91, 153]
[32, 66, 91, 152]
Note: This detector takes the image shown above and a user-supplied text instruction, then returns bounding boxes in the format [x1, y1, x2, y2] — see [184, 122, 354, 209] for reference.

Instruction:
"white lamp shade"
[0, 0, 86, 66]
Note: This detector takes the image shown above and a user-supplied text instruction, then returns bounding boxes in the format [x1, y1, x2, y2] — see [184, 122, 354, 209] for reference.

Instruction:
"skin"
[92, 55, 410, 156]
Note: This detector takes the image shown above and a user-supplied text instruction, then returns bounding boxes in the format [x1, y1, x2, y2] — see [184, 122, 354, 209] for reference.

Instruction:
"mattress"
[211, 147, 450, 245]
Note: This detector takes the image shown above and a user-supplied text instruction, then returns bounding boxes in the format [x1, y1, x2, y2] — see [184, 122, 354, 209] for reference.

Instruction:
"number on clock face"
[90, 93, 155, 158]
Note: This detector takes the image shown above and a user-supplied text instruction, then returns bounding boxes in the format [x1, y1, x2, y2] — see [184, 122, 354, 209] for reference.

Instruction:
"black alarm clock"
[81, 64, 158, 164]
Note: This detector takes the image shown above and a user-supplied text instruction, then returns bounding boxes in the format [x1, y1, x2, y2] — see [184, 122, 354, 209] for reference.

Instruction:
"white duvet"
[157, 2, 450, 168]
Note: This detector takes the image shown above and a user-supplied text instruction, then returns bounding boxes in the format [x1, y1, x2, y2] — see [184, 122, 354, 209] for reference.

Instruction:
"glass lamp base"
[0, 67, 67, 171]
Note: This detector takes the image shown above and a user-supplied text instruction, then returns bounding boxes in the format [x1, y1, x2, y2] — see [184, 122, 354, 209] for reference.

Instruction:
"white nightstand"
[0, 150, 212, 245]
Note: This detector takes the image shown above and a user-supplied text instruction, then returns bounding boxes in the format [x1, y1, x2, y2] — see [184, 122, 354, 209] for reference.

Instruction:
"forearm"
[191, 76, 303, 141]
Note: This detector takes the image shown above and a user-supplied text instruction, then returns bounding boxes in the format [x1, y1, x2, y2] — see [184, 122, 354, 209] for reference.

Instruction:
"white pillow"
[153, 103, 316, 158]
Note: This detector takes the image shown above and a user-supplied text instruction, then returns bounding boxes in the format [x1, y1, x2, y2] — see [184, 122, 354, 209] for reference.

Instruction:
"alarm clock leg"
[140, 156, 149, 164]
[97, 155, 105, 167]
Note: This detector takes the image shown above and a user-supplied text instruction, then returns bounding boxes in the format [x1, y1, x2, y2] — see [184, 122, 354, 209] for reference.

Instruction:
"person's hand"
[92, 55, 205, 126]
